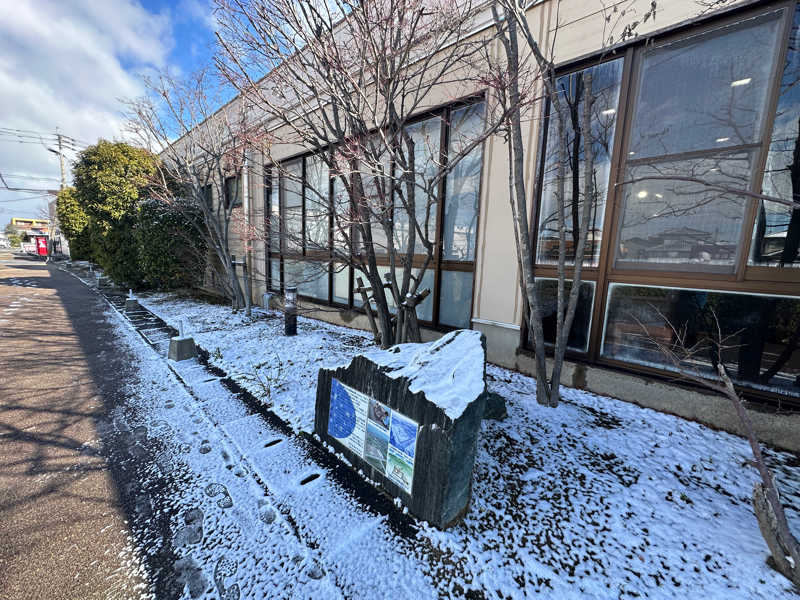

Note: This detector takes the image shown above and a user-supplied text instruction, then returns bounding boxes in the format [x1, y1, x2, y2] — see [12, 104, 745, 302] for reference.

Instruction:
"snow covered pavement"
[103, 291, 800, 598]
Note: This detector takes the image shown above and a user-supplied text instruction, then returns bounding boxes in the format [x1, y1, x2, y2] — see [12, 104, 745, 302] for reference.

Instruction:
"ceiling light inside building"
[601, 109, 616, 116]
[716, 137, 730, 143]
[730, 78, 752, 87]
[655, 193, 663, 199]
[637, 190, 648, 199]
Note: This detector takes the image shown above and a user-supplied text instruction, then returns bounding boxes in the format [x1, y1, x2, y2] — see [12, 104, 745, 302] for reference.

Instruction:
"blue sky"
[0, 0, 218, 222]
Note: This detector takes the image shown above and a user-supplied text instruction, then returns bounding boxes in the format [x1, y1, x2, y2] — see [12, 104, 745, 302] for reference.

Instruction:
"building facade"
[202, 0, 800, 443]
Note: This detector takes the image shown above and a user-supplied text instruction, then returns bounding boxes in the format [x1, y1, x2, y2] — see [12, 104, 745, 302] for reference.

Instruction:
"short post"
[168, 318, 197, 361]
[124, 288, 140, 312]
[285, 286, 297, 336]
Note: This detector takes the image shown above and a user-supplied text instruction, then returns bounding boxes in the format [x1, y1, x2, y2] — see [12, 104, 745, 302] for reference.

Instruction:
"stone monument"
[314, 329, 488, 528]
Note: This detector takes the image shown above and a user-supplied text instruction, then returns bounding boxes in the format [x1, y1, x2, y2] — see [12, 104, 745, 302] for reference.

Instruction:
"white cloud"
[177, 0, 218, 31]
[0, 0, 175, 220]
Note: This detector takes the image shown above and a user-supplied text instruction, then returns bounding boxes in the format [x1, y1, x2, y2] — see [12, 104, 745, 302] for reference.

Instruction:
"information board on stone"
[327, 378, 418, 494]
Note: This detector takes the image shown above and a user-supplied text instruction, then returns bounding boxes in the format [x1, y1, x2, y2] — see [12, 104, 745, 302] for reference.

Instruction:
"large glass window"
[284, 259, 328, 300]
[535, 279, 595, 353]
[360, 143, 391, 255]
[751, 5, 800, 268]
[282, 160, 303, 253]
[536, 58, 624, 266]
[305, 155, 329, 251]
[265, 101, 484, 330]
[394, 116, 442, 255]
[617, 12, 784, 272]
[618, 154, 751, 268]
[444, 104, 484, 261]
[521, 5, 800, 403]
[439, 270, 474, 328]
[602, 284, 800, 397]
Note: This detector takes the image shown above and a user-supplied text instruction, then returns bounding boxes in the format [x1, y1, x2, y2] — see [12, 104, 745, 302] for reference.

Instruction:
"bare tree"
[488, 0, 656, 406]
[126, 69, 262, 312]
[634, 309, 800, 586]
[214, 0, 499, 345]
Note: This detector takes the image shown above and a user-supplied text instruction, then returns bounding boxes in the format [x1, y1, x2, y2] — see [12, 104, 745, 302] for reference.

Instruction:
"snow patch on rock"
[356, 329, 486, 420]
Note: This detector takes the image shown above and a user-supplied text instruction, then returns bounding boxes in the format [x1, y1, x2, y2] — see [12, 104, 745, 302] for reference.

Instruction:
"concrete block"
[315, 330, 488, 528]
[168, 336, 197, 361]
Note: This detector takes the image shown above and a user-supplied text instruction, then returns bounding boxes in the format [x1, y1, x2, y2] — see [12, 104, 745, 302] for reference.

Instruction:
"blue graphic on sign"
[328, 379, 356, 438]
[389, 415, 417, 458]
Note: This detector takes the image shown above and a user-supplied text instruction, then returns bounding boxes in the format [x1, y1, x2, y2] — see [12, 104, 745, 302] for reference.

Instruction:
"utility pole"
[56, 129, 65, 190]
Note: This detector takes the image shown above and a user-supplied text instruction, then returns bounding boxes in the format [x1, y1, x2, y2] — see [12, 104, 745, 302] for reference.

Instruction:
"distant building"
[9, 217, 50, 253]
[10, 217, 50, 236]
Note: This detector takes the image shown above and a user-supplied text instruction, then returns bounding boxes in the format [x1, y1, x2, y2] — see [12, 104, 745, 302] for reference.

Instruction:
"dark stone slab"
[483, 392, 508, 421]
[314, 330, 488, 528]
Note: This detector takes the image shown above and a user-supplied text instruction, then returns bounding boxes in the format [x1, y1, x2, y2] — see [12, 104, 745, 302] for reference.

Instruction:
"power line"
[0, 194, 54, 203]
[1, 173, 61, 182]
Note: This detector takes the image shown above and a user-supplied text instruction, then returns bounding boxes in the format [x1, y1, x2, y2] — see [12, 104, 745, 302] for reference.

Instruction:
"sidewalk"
[0, 253, 149, 600]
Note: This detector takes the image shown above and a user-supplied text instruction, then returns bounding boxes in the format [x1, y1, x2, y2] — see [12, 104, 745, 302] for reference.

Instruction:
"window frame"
[263, 96, 487, 332]
[524, 0, 800, 406]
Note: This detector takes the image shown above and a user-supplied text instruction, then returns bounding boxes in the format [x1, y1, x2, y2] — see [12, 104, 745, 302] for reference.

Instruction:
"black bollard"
[284, 286, 297, 336]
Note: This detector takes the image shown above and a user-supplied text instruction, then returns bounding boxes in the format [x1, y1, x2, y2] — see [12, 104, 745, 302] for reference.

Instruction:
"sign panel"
[328, 378, 418, 494]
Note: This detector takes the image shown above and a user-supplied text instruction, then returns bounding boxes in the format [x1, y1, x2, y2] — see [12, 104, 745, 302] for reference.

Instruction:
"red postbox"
[35, 236, 48, 257]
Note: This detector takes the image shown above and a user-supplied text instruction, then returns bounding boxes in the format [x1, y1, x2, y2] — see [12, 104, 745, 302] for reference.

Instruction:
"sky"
[0, 0, 218, 224]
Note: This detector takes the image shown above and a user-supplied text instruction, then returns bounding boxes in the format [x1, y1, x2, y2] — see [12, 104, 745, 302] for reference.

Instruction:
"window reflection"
[536, 58, 623, 266]
[602, 284, 800, 396]
[444, 104, 484, 261]
[439, 271, 474, 328]
[394, 116, 441, 255]
[618, 12, 783, 271]
[281, 160, 303, 253]
[534, 279, 594, 352]
[305, 155, 329, 251]
[266, 171, 280, 252]
[359, 142, 391, 255]
[617, 154, 752, 270]
[627, 13, 781, 158]
[752, 6, 800, 268]
[285, 259, 328, 300]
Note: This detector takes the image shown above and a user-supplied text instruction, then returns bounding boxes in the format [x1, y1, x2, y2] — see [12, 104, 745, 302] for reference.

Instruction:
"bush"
[136, 198, 206, 290]
[89, 216, 144, 287]
[56, 188, 92, 259]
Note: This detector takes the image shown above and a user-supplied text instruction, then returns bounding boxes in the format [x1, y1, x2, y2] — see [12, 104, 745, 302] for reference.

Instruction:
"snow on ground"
[125, 292, 800, 598]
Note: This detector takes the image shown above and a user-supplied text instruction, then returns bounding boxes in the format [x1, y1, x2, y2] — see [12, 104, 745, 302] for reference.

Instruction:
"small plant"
[212, 347, 223, 361]
[252, 353, 288, 406]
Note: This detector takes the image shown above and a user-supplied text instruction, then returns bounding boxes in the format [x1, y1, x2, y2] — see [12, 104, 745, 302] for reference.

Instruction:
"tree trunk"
[753, 482, 800, 586]
[718, 365, 800, 586]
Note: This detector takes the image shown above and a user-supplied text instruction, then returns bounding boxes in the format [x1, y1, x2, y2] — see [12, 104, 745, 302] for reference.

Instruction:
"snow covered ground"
[115, 292, 800, 598]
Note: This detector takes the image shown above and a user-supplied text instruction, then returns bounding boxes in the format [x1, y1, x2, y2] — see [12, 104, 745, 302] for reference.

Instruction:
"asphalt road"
[0, 252, 150, 600]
